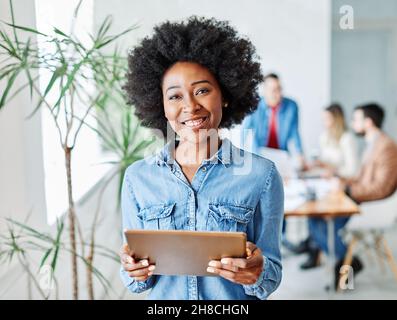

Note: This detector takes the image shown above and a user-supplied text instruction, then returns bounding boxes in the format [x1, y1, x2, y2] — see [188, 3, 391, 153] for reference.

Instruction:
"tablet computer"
[124, 229, 247, 276]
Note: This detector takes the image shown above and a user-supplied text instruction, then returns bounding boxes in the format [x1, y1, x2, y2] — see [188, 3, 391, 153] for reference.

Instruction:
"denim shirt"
[120, 137, 284, 300]
[241, 97, 303, 155]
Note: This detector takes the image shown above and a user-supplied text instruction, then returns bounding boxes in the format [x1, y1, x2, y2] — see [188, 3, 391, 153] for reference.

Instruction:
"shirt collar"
[262, 97, 283, 112]
[155, 137, 233, 168]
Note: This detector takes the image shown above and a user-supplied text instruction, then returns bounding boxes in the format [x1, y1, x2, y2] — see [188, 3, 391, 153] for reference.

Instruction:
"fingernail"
[128, 257, 134, 264]
[148, 272, 153, 276]
[207, 267, 215, 273]
[208, 261, 217, 267]
[141, 259, 149, 266]
[221, 258, 229, 264]
[148, 265, 155, 271]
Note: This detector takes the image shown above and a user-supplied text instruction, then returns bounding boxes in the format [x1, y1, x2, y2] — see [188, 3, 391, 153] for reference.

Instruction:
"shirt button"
[202, 167, 207, 172]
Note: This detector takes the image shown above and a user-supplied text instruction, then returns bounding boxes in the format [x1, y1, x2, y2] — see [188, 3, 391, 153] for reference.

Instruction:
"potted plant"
[0, 0, 155, 299]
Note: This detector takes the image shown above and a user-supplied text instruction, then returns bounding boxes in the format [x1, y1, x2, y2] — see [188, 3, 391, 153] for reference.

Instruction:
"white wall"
[331, 0, 397, 140]
[0, 0, 48, 298]
[0, 0, 47, 228]
[94, 0, 332, 154]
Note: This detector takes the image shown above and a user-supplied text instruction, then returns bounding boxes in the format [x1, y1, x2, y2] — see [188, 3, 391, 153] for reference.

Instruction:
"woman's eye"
[169, 95, 181, 101]
[195, 88, 209, 95]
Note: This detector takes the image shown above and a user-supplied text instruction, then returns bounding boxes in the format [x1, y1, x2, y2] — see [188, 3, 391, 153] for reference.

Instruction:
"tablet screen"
[124, 229, 247, 276]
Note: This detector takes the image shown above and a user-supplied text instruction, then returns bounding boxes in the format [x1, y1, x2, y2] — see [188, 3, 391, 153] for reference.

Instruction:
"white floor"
[272, 219, 397, 300]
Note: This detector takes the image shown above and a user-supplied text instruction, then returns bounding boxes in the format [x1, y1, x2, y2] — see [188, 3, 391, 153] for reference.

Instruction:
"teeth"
[184, 117, 206, 127]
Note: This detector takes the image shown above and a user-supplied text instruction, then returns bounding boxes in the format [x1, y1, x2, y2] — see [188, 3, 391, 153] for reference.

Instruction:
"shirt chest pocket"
[206, 203, 254, 232]
[137, 203, 176, 230]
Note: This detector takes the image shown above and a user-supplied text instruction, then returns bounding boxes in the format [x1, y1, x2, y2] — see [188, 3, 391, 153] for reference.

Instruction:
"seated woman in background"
[118, 16, 284, 300]
[312, 103, 359, 179]
[299, 104, 361, 289]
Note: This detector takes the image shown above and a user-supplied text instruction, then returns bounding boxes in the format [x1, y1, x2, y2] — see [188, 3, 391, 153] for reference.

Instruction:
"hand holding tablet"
[120, 229, 264, 285]
[206, 241, 264, 285]
[120, 242, 156, 282]
[122, 229, 246, 277]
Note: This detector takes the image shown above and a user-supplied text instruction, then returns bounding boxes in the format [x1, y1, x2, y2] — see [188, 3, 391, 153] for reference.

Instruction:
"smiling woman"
[162, 62, 222, 139]
[123, 16, 263, 136]
[119, 16, 284, 300]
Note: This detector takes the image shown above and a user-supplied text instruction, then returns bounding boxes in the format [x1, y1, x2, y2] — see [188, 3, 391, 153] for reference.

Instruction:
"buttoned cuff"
[120, 267, 154, 293]
[242, 256, 281, 300]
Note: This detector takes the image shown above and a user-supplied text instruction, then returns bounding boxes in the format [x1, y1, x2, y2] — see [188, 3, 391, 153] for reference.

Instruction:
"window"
[35, 0, 113, 225]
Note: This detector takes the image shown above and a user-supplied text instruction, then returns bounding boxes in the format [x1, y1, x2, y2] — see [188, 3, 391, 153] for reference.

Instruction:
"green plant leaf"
[6, 218, 53, 243]
[0, 41, 14, 56]
[39, 248, 53, 269]
[73, 0, 83, 19]
[24, 64, 34, 99]
[95, 16, 112, 43]
[6, 74, 39, 105]
[1, 21, 48, 37]
[0, 29, 19, 59]
[0, 68, 20, 109]
[53, 27, 68, 38]
[131, 138, 155, 155]
[95, 25, 138, 50]
[45, 64, 65, 96]
[50, 219, 64, 271]
[53, 58, 85, 109]
[0, 64, 19, 81]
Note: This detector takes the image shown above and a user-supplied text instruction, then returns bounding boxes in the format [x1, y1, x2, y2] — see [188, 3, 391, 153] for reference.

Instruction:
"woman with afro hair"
[119, 16, 284, 300]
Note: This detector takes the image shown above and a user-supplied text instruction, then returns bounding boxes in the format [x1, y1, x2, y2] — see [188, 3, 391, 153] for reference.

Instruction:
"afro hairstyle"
[123, 16, 263, 135]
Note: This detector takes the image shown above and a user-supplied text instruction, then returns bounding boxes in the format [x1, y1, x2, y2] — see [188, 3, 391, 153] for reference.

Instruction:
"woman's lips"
[181, 116, 209, 130]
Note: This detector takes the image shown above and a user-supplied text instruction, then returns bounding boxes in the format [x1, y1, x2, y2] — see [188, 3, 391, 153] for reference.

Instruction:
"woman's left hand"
[207, 241, 263, 285]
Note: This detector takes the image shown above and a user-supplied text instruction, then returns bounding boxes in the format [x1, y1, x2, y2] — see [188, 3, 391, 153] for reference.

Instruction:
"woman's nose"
[183, 95, 200, 112]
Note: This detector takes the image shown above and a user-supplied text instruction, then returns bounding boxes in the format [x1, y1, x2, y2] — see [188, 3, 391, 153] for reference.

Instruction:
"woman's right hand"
[119, 243, 156, 282]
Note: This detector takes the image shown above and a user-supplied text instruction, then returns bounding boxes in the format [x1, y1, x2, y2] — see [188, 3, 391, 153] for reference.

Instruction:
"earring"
[223, 102, 229, 108]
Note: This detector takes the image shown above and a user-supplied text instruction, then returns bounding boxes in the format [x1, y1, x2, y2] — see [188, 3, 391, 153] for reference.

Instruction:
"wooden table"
[285, 191, 360, 294]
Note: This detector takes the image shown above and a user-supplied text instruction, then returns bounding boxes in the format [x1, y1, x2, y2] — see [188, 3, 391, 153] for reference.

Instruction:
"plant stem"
[65, 146, 78, 300]
[86, 168, 119, 300]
